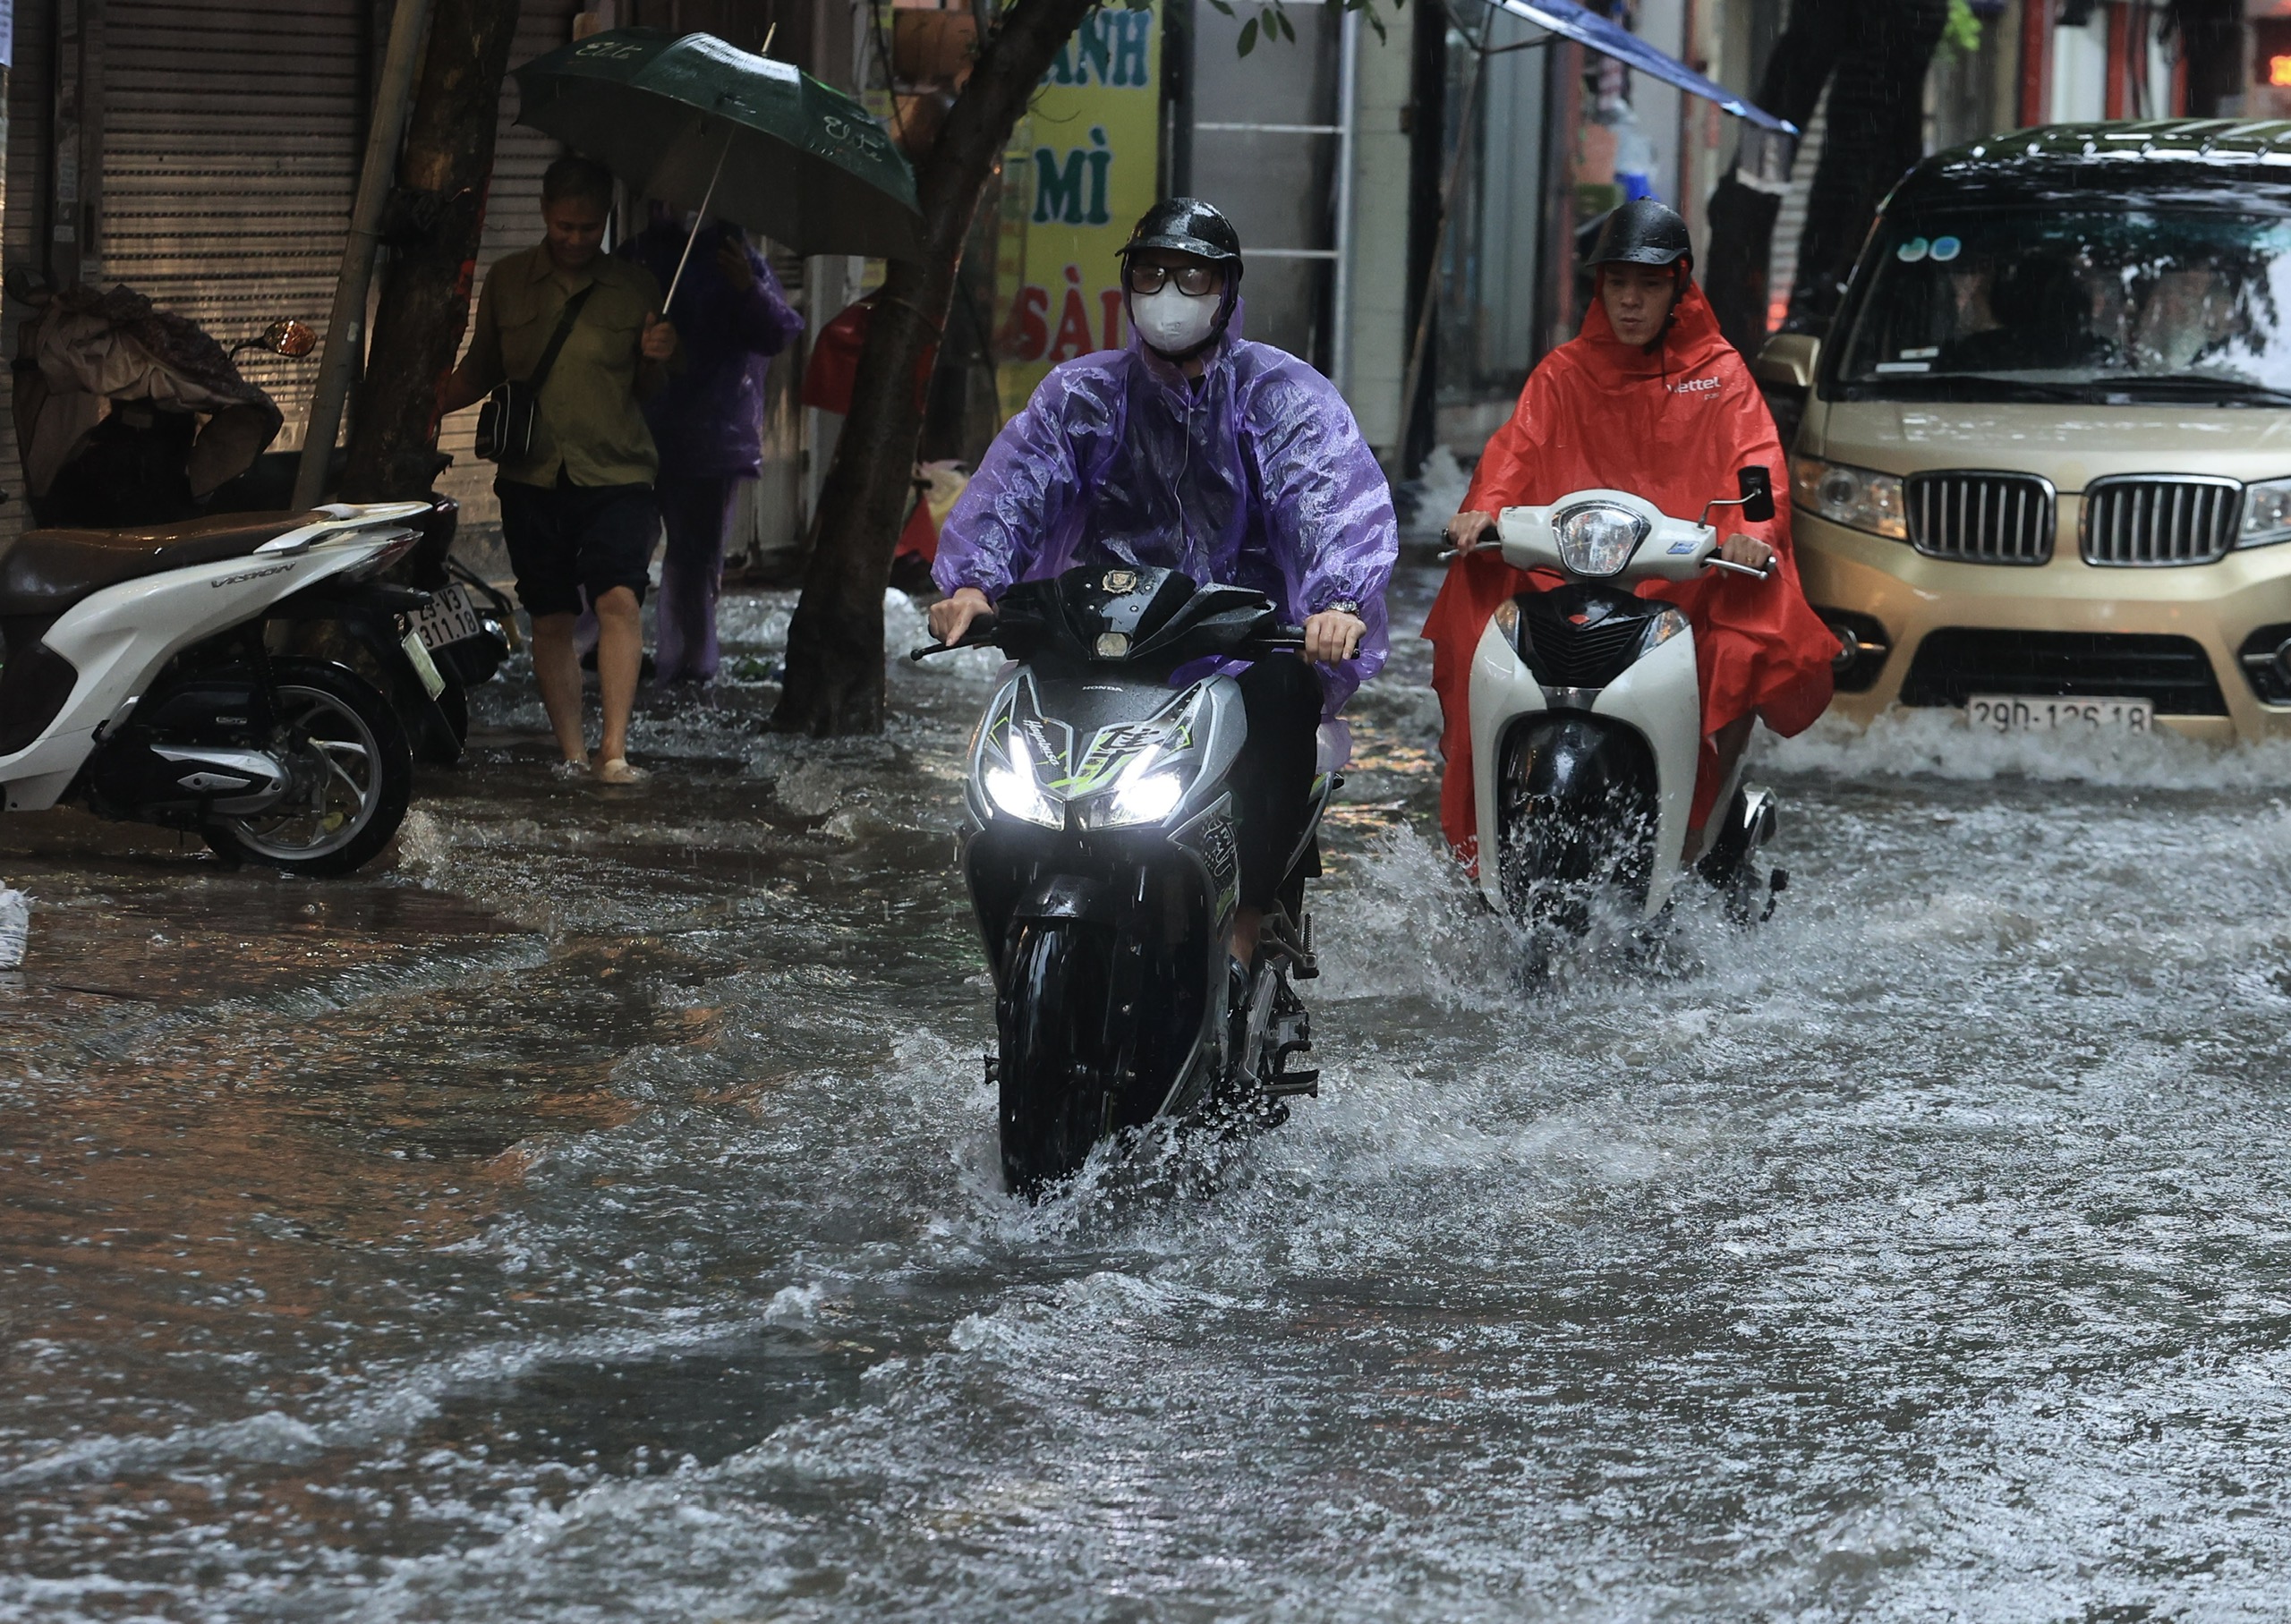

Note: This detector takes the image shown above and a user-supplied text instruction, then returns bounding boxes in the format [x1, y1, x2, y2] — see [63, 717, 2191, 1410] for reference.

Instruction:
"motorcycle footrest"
[1263, 1069, 1319, 1099]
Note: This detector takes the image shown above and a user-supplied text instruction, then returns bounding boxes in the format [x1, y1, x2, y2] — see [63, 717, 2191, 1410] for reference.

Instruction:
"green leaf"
[1206, 0, 1234, 13]
[1276, 7, 1296, 41]
[1238, 14, 1257, 55]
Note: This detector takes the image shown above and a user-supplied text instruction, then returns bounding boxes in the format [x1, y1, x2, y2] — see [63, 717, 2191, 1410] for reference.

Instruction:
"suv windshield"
[1832, 204, 2291, 405]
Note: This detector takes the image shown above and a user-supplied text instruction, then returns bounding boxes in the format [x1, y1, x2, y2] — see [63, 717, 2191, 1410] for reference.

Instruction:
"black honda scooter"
[916, 565, 1334, 1198]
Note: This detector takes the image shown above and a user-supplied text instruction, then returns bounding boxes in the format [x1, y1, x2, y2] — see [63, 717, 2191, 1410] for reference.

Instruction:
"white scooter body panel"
[1468, 616, 1702, 918]
[1461, 484, 1775, 922]
[0, 505, 430, 811]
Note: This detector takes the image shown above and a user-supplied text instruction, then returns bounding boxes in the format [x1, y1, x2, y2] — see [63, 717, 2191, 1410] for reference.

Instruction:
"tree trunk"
[771, 0, 1101, 736]
[339, 0, 525, 502]
[2169, 0, 2244, 117]
[1783, 0, 1946, 334]
[1701, 0, 1851, 355]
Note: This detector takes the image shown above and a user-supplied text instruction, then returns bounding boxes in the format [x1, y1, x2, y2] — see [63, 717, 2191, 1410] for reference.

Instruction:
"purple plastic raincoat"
[617, 220, 805, 479]
[933, 307, 1398, 713]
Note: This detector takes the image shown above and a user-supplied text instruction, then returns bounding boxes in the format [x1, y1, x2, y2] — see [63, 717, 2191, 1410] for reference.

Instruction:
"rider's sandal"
[597, 758, 650, 786]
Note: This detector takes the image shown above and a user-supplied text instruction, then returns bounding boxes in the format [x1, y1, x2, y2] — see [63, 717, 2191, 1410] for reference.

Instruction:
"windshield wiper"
[1843, 373, 2096, 403]
[2098, 374, 2291, 407]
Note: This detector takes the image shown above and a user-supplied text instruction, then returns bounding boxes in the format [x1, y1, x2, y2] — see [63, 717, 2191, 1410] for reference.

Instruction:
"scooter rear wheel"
[202, 659, 413, 877]
[998, 922, 1117, 1200]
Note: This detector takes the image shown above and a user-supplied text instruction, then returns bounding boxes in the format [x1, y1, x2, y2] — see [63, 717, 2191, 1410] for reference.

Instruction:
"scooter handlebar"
[908, 612, 1000, 662]
[1703, 555, 1776, 580]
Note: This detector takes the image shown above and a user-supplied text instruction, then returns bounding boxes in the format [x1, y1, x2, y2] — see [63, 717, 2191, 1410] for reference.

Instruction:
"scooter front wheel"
[203, 659, 413, 877]
[997, 921, 1117, 1200]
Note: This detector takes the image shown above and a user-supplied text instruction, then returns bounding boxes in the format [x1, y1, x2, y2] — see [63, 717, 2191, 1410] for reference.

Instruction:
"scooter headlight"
[1552, 503, 1649, 577]
[1090, 752, 1191, 829]
[984, 731, 1062, 827]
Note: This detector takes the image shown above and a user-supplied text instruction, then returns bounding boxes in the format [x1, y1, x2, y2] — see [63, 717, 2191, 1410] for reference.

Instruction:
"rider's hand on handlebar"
[1303, 608, 1367, 665]
[929, 586, 994, 647]
[1444, 510, 1498, 555]
[1719, 532, 1775, 571]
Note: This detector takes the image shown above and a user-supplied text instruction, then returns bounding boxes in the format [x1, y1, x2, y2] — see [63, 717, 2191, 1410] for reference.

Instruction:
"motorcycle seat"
[0, 512, 310, 616]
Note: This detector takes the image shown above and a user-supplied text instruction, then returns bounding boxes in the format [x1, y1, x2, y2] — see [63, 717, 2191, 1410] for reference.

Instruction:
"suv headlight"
[983, 730, 1062, 827]
[1552, 503, 1648, 576]
[2240, 476, 2291, 550]
[1793, 455, 1906, 540]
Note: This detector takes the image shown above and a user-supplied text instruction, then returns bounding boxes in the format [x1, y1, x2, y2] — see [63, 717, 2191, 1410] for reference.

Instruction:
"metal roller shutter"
[99, 0, 371, 450]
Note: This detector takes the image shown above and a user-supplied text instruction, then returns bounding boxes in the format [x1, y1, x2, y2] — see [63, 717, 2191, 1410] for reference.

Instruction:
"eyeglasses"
[1124, 262, 1221, 297]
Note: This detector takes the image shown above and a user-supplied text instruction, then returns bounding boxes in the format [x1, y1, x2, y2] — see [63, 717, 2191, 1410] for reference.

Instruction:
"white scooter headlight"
[984, 731, 1063, 827]
[1093, 749, 1191, 829]
[1553, 503, 1649, 577]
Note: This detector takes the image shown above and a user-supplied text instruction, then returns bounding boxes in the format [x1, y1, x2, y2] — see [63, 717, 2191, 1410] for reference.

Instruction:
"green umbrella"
[514, 27, 923, 283]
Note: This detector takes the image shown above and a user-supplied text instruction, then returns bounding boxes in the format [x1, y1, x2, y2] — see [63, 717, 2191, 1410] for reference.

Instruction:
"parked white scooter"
[1, 501, 442, 874]
[1458, 466, 1787, 963]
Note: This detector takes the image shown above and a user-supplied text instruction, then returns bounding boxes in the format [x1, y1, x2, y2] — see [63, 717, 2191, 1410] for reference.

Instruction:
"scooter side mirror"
[1738, 464, 1776, 525]
[260, 319, 319, 358]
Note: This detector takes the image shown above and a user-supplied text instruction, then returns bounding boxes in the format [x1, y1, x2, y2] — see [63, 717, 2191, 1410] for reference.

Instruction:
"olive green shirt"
[462, 244, 671, 489]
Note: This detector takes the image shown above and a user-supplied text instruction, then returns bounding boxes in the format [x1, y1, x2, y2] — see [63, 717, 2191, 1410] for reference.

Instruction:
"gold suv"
[1759, 120, 2291, 743]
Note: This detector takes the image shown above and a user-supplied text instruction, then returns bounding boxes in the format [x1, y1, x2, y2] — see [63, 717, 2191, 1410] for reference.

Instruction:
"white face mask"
[1128, 285, 1222, 357]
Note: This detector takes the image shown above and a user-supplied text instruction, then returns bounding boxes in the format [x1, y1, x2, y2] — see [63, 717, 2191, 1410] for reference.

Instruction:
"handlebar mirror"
[1738, 465, 1776, 525]
[260, 319, 319, 358]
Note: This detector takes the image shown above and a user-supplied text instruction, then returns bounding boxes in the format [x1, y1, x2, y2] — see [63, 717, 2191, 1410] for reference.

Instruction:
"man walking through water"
[929, 199, 1397, 966]
[1424, 199, 1835, 869]
[440, 155, 677, 785]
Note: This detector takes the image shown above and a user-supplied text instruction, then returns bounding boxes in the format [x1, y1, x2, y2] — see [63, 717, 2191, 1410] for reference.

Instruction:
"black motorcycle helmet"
[1117, 198, 1244, 358]
[1118, 197, 1244, 278]
[1584, 199, 1693, 271]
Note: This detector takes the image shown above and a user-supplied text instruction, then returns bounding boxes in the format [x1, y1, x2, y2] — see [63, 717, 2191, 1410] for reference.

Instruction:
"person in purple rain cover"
[617, 205, 805, 684]
[928, 199, 1398, 969]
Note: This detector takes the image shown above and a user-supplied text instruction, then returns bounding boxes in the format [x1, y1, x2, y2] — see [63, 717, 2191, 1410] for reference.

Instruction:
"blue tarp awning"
[1485, 0, 1798, 134]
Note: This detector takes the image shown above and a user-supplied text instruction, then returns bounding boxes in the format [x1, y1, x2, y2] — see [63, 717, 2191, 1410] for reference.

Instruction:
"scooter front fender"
[1468, 610, 1702, 917]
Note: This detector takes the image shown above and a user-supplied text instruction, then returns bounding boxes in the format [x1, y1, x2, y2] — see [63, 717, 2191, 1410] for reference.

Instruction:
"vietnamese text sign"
[993, 4, 1159, 417]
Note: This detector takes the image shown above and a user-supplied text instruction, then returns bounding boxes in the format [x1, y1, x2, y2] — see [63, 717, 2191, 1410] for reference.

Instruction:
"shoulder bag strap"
[524, 283, 600, 392]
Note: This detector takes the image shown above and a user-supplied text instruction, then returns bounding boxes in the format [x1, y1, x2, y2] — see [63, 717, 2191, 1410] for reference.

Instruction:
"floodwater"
[9, 562, 2291, 1621]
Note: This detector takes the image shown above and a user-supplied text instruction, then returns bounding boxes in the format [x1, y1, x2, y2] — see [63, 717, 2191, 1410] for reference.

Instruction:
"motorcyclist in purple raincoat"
[931, 199, 1398, 965]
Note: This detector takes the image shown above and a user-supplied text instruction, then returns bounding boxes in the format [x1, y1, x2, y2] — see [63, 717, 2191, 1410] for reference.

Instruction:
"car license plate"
[407, 582, 487, 651]
[1967, 694, 2154, 732]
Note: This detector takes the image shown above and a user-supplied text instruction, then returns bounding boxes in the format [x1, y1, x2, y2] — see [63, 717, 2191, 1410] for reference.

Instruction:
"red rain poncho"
[1422, 277, 1835, 862]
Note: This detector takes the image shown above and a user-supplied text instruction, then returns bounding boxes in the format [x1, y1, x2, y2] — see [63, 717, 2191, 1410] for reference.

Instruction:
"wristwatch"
[1316, 599, 1362, 617]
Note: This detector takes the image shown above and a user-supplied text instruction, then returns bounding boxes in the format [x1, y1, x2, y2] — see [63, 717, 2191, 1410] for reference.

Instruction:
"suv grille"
[1899, 628, 2227, 714]
[2080, 476, 2241, 566]
[1905, 472, 2056, 565]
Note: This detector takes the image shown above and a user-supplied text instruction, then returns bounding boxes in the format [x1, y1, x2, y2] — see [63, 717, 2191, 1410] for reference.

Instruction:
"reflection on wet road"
[8, 569, 2291, 1620]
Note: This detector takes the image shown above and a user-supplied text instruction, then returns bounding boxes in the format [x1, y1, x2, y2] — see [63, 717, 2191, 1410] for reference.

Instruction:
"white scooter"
[1, 501, 445, 874]
[1459, 466, 1787, 960]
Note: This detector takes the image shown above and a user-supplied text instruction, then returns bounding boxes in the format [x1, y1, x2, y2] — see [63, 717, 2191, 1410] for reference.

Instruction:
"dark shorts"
[497, 474, 660, 617]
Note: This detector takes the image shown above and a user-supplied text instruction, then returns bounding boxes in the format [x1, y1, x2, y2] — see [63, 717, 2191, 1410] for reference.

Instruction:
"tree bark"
[2169, 0, 2244, 118]
[771, 0, 1102, 736]
[1701, 1, 1850, 355]
[1783, 0, 1946, 334]
[339, 0, 525, 502]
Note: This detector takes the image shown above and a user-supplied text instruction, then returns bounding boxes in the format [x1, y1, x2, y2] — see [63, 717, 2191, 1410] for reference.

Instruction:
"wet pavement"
[9, 562, 2291, 1620]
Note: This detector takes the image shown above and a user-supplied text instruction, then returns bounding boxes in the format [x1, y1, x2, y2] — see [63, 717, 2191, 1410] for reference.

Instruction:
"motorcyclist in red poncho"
[1424, 200, 1836, 869]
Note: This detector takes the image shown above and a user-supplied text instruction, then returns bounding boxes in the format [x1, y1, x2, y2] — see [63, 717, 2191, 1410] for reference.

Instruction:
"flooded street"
[11, 561, 2291, 1620]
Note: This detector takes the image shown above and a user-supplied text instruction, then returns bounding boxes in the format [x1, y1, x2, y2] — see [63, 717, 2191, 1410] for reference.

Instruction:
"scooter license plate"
[407, 582, 487, 651]
[1967, 694, 2154, 732]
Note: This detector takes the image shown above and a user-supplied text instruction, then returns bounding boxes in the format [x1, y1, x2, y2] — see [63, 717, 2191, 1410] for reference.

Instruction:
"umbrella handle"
[660, 136, 731, 312]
